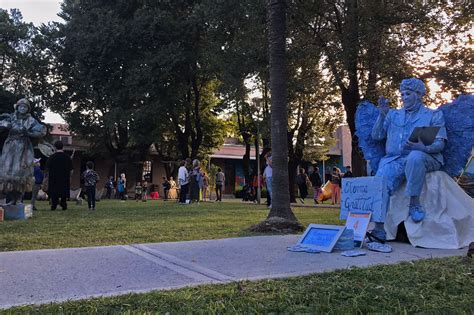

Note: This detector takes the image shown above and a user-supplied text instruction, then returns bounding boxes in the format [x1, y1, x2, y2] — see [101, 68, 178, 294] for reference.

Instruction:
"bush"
[234, 188, 268, 198]
[234, 189, 243, 198]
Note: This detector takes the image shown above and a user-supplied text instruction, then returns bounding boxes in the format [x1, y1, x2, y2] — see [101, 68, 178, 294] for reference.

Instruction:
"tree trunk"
[266, 0, 298, 222]
[342, 87, 366, 177]
[341, 0, 366, 177]
[288, 158, 298, 203]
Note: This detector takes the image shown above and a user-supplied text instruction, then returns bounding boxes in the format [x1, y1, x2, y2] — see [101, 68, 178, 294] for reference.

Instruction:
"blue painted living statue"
[0, 99, 47, 205]
[370, 78, 447, 238]
[355, 79, 474, 248]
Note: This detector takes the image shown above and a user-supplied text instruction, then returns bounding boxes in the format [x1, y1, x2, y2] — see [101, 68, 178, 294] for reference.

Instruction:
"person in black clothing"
[105, 176, 114, 199]
[162, 176, 171, 200]
[309, 167, 323, 204]
[296, 168, 310, 203]
[46, 140, 73, 210]
[343, 166, 353, 178]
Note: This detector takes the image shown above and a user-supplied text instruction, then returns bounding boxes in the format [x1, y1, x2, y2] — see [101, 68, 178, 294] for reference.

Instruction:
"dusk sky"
[1, 0, 62, 25]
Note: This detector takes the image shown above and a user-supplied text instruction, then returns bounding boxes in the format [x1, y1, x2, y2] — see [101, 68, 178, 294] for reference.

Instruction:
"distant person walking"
[215, 168, 225, 201]
[82, 161, 99, 210]
[330, 167, 342, 205]
[263, 156, 272, 208]
[117, 173, 127, 200]
[162, 176, 171, 200]
[296, 168, 310, 204]
[134, 182, 143, 201]
[31, 158, 44, 211]
[202, 172, 209, 201]
[178, 160, 189, 204]
[189, 159, 202, 203]
[105, 176, 114, 199]
[142, 180, 148, 201]
[309, 167, 323, 204]
[46, 140, 73, 211]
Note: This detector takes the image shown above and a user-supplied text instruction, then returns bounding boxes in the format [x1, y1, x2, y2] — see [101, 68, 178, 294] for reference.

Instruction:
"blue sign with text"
[340, 176, 389, 222]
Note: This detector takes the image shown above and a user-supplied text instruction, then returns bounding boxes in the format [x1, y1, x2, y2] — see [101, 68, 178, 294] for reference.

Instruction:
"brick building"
[45, 124, 352, 197]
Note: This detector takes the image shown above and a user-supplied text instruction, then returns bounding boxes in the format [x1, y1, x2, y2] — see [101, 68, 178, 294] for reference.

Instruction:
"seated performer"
[371, 78, 447, 239]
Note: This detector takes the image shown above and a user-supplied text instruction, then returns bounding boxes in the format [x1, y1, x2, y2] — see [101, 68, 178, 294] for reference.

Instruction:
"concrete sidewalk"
[0, 235, 465, 309]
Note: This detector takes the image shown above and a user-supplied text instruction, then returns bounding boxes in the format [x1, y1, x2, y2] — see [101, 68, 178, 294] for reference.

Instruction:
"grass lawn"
[0, 199, 342, 252]
[2, 199, 472, 313]
[8, 256, 473, 314]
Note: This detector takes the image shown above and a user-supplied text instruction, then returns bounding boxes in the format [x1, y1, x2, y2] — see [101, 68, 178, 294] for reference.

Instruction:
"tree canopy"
[1, 0, 471, 180]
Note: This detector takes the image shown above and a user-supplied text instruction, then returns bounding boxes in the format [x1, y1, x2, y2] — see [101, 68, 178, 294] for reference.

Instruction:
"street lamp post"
[256, 122, 261, 204]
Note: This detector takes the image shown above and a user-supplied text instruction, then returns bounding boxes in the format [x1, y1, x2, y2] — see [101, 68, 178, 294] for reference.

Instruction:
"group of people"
[295, 165, 353, 205]
[105, 174, 123, 200]
[37, 141, 99, 211]
[161, 176, 177, 200]
[177, 158, 225, 204]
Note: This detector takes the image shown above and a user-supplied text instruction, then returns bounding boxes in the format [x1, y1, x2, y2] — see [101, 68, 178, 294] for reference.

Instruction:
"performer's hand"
[378, 96, 390, 115]
[404, 136, 427, 152]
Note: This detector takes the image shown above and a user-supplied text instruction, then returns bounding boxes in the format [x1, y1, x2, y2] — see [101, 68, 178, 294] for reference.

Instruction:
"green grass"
[1, 200, 472, 313]
[0, 199, 342, 252]
[6, 256, 473, 314]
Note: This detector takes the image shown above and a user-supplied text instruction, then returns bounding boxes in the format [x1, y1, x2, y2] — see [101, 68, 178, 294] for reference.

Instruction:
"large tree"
[40, 0, 227, 178]
[294, 0, 444, 175]
[0, 9, 48, 117]
[251, 0, 303, 232]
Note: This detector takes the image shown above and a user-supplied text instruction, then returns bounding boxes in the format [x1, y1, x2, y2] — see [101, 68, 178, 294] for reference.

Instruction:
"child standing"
[202, 172, 209, 201]
[83, 161, 99, 210]
[135, 182, 143, 201]
[142, 180, 148, 202]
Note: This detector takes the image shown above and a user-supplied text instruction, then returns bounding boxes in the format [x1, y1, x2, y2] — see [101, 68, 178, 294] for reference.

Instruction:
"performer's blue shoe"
[367, 228, 386, 243]
[409, 204, 425, 223]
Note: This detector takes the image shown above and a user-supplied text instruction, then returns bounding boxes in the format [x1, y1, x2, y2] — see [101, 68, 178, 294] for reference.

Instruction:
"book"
[408, 126, 441, 146]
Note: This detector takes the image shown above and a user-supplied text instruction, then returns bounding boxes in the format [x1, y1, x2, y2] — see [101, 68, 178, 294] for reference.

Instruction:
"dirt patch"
[249, 216, 304, 234]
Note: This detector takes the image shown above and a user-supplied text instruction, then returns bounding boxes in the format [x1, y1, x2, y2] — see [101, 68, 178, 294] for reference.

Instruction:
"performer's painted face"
[17, 103, 29, 114]
[401, 88, 420, 111]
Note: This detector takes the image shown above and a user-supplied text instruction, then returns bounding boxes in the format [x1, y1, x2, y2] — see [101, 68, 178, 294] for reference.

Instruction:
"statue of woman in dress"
[0, 99, 47, 204]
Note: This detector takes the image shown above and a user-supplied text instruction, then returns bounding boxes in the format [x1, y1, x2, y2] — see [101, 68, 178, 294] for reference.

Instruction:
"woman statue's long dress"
[0, 99, 47, 204]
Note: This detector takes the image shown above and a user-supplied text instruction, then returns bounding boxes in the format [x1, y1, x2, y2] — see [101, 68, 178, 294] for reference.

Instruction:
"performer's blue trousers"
[376, 151, 441, 197]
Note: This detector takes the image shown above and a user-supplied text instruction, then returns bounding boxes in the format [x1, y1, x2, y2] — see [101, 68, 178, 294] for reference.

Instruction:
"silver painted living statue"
[370, 78, 447, 240]
[0, 99, 47, 205]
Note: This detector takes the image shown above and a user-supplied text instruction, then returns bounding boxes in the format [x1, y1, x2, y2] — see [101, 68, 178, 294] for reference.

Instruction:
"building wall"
[341, 125, 352, 168]
[47, 123, 352, 198]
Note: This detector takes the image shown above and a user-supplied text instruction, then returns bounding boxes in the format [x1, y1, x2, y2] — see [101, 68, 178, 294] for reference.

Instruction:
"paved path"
[0, 235, 465, 309]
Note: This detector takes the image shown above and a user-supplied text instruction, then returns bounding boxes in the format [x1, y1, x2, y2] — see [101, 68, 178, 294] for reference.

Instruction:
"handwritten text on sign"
[340, 177, 389, 222]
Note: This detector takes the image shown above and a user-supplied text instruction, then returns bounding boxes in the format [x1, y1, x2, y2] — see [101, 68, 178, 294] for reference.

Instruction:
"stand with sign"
[345, 212, 371, 248]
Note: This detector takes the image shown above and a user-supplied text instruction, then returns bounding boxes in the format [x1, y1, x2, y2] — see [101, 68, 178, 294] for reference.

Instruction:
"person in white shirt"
[262, 156, 273, 208]
[177, 160, 189, 204]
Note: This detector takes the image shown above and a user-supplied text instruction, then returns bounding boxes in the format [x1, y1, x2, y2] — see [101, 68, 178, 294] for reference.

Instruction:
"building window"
[142, 161, 152, 182]
[59, 136, 72, 145]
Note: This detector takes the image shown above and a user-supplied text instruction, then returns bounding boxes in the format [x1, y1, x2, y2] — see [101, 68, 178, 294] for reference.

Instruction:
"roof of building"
[48, 123, 348, 159]
[48, 123, 71, 136]
[211, 144, 260, 160]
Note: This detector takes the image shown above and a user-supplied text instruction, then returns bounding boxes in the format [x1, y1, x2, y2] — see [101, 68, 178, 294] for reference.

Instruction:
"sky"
[1, 0, 62, 25]
[1, 0, 64, 123]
